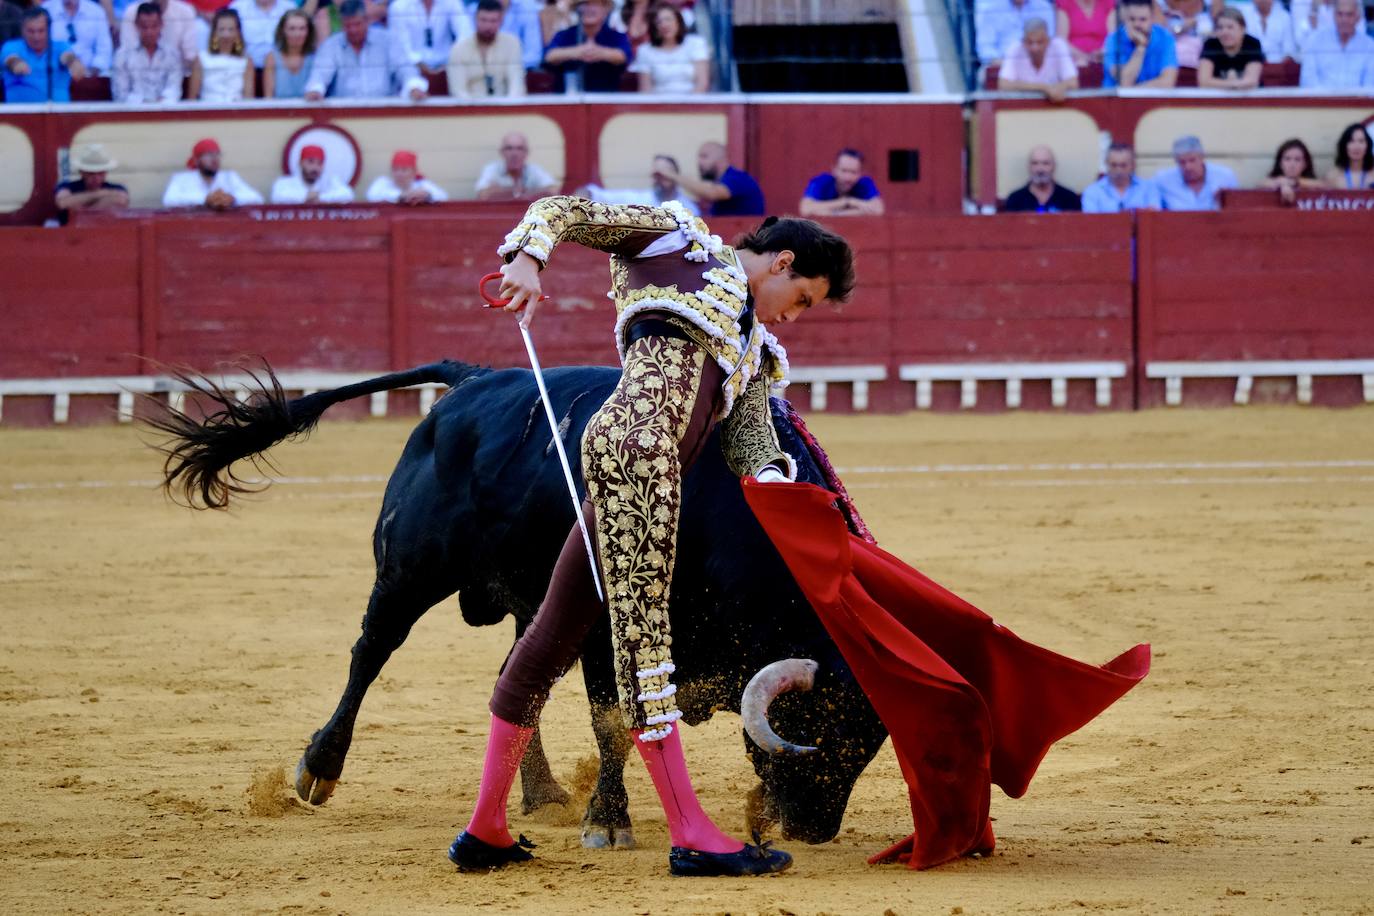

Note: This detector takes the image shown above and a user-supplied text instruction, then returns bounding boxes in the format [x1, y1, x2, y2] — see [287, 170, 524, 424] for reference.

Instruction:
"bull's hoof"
[581, 824, 636, 849]
[519, 782, 571, 815]
[294, 758, 338, 806]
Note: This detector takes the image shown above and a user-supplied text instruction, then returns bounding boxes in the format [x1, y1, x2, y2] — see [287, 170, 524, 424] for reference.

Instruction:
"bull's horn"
[741, 658, 820, 755]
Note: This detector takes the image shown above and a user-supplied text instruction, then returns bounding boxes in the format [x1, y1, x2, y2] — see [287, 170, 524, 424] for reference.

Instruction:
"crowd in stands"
[981, 0, 1374, 89]
[1002, 123, 1373, 212]
[1, 0, 716, 102]
[50, 136, 903, 221]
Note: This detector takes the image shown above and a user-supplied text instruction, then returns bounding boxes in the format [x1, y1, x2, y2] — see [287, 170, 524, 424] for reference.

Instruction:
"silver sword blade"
[519, 323, 605, 604]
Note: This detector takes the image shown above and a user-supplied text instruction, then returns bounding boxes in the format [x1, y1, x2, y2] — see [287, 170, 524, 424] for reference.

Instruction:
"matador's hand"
[500, 252, 543, 327]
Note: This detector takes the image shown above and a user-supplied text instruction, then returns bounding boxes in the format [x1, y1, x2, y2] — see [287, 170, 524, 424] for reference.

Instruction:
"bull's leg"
[579, 619, 636, 849]
[295, 580, 443, 805]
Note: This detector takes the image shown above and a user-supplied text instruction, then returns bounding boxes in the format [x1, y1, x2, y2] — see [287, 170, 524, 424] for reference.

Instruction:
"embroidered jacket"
[499, 196, 795, 478]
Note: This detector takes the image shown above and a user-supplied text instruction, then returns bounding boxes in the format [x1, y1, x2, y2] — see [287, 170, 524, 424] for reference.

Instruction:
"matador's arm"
[721, 371, 797, 481]
[498, 195, 682, 267]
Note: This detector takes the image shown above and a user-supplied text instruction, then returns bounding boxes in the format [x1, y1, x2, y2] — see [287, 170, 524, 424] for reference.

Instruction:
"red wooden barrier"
[1136, 209, 1374, 407]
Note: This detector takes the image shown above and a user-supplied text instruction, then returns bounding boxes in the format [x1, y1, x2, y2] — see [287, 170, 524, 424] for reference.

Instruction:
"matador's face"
[749, 251, 829, 328]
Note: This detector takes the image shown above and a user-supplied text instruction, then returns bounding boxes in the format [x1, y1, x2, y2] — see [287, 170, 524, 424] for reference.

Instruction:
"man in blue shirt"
[1102, 0, 1178, 88]
[655, 140, 766, 217]
[2, 7, 85, 103]
[799, 148, 884, 217]
[1150, 135, 1238, 211]
[1082, 143, 1162, 212]
[542, 0, 631, 93]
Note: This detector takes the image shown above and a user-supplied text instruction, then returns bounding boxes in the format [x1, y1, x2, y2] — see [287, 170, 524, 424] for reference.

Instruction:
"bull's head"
[739, 657, 888, 844]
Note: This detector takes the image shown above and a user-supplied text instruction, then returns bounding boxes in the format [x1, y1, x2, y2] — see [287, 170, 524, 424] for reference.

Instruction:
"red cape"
[742, 479, 1150, 870]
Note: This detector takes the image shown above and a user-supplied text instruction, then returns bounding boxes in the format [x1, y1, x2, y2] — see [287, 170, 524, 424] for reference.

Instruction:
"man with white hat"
[270, 144, 355, 204]
[53, 143, 129, 226]
[162, 137, 265, 210]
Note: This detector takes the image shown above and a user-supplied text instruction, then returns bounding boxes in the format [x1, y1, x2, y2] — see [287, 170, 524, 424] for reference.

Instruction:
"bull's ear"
[741, 659, 819, 755]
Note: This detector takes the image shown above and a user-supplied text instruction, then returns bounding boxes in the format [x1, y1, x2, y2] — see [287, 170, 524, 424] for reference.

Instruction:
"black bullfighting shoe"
[668, 840, 793, 877]
[447, 831, 536, 871]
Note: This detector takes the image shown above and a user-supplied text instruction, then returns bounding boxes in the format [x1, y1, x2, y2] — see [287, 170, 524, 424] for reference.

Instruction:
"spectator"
[2, 8, 85, 103]
[42, 0, 111, 76]
[304, 0, 427, 100]
[1321, 123, 1374, 189]
[1152, 135, 1238, 210]
[1055, 0, 1114, 66]
[189, 8, 253, 101]
[612, 0, 650, 47]
[120, 0, 199, 72]
[579, 153, 700, 213]
[229, 0, 294, 69]
[1299, 0, 1374, 89]
[386, 0, 473, 82]
[162, 137, 265, 209]
[54, 143, 129, 226]
[446, 0, 524, 98]
[270, 144, 354, 203]
[1292, 0, 1336, 50]
[1, 1, 21, 47]
[262, 9, 316, 99]
[366, 149, 449, 203]
[1241, 0, 1297, 63]
[1158, 0, 1212, 68]
[1002, 144, 1081, 211]
[475, 131, 559, 200]
[297, 0, 336, 42]
[978, 0, 1056, 64]
[542, 0, 631, 92]
[1102, 0, 1178, 86]
[655, 140, 765, 216]
[1260, 138, 1322, 204]
[111, 2, 182, 102]
[1081, 142, 1162, 211]
[1198, 7, 1263, 88]
[998, 16, 1079, 100]
[501, 0, 546, 71]
[798, 148, 884, 216]
[538, 0, 574, 47]
[630, 4, 708, 93]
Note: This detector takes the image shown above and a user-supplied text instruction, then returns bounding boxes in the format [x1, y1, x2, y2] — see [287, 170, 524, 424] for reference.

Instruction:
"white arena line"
[836, 460, 1374, 475]
[847, 475, 1374, 490]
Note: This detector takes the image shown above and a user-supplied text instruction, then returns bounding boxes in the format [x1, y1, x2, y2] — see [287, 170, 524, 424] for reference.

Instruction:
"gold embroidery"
[721, 372, 793, 479]
[500, 196, 680, 266]
[582, 335, 706, 729]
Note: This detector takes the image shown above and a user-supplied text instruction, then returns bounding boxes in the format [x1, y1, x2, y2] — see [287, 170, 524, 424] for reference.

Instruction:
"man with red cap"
[365, 150, 449, 204]
[162, 137, 264, 209]
[270, 143, 354, 204]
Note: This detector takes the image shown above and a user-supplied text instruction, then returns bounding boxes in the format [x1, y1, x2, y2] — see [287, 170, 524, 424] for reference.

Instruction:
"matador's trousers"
[490, 326, 724, 735]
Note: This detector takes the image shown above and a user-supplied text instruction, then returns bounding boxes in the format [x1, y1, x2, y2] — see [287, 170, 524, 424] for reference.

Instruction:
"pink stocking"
[464, 714, 535, 848]
[633, 726, 744, 854]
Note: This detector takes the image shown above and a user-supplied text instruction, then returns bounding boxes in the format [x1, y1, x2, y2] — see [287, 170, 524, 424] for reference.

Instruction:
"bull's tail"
[145, 360, 481, 509]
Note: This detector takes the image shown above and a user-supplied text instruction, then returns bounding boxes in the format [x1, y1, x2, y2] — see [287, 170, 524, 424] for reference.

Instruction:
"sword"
[480, 272, 604, 604]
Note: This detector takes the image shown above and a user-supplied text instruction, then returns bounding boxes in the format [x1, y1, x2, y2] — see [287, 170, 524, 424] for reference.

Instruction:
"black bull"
[149, 359, 889, 846]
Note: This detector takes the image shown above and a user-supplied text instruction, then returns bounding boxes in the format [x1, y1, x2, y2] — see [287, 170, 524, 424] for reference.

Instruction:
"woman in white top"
[631, 5, 709, 94]
[190, 9, 254, 102]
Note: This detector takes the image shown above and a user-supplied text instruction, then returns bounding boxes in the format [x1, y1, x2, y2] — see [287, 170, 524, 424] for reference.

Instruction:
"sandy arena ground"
[2, 406, 1372, 915]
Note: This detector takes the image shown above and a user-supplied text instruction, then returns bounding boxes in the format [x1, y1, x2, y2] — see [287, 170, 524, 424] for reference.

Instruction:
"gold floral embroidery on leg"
[581, 335, 705, 733]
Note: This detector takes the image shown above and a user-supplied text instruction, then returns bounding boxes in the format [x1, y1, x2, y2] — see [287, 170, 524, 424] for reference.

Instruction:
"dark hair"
[273, 8, 317, 54]
[209, 8, 245, 55]
[1106, 141, 1135, 156]
[652, 152, 680, 172]
[135, 2, 162, 18]
[476, 0, 504, 12]
[836, 147, 864, 163]
[1118, 0, 1152, 8]
[339, 0, 367, 19]
[647, 3, 687, 46]
[1335, 123, 1374, 171]
[1268, 138, 1315, 179]
[736, 217, 856, 303]
[21, 6, 50, 25]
